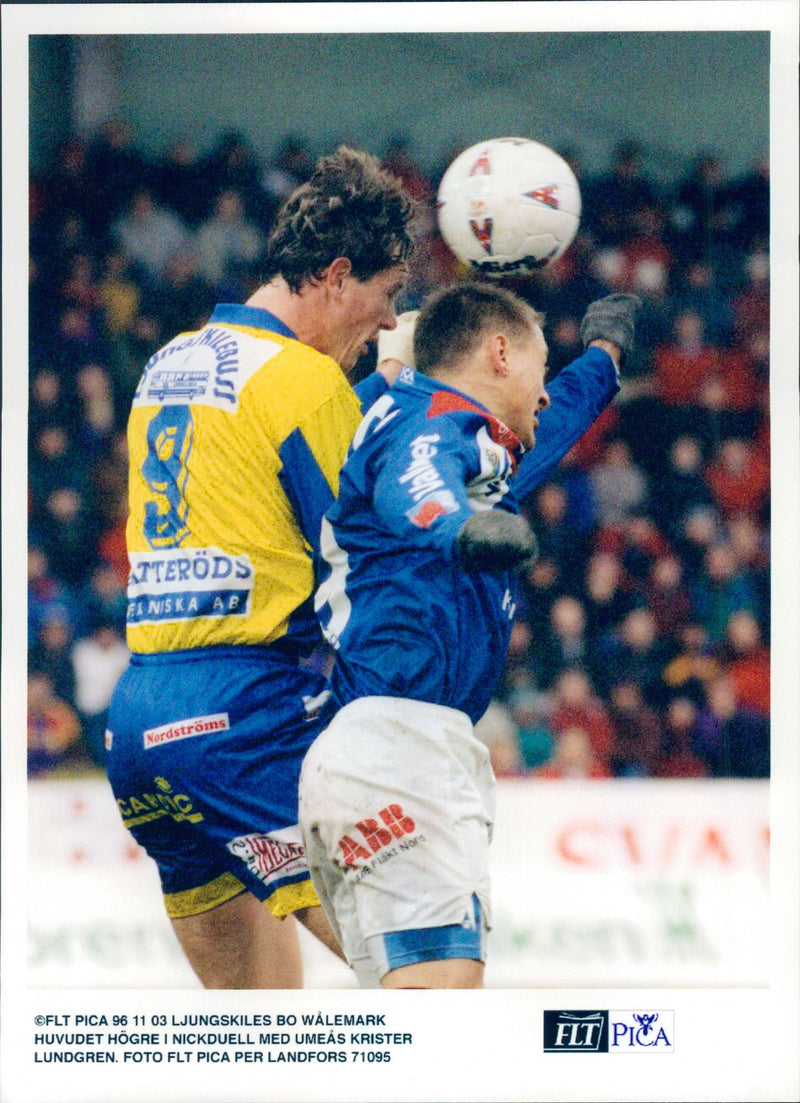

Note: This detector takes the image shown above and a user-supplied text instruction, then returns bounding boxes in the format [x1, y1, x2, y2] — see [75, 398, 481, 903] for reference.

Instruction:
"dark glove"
[455, 510, 539, 574]
[580, 293, 642, 360]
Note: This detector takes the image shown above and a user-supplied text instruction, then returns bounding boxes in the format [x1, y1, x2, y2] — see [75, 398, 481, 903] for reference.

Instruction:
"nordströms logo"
[143, 712, 230, 749]
[544, 1010, 674, 1054]
[544, 1011, 608, 1052]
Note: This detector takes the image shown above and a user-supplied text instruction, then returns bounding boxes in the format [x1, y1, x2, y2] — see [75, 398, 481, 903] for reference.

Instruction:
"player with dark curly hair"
[105, 147, 416, 989]
[262, 146, 414, 293]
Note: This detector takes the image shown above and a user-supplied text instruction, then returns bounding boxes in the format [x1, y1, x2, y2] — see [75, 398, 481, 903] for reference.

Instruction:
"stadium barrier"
[27, 774, 768, 989]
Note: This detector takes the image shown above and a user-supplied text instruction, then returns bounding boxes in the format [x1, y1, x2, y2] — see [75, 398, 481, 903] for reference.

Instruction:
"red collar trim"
[427, 389, 522, 471]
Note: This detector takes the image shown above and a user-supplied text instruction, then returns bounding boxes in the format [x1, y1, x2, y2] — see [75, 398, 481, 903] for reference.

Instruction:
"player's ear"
[487, 332, 510, 376]
[325, 256, 353, 295]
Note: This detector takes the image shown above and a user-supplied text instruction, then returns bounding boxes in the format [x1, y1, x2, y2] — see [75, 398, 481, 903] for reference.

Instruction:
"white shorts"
[299, 695, 495, 987]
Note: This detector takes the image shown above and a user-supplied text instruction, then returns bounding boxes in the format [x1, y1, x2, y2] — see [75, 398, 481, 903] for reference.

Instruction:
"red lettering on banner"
[557, 822, 605, 866]
[556, 820, 746, 868]
[621, 825, 642, 864]
[693, 827, 730, 864]
[659, 824, 681, 865]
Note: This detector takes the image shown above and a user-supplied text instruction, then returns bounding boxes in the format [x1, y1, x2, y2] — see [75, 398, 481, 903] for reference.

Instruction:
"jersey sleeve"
[368, 416, 480, 559]
[513, 345, 620, 500]
[354, 371, 390, 412]
[276, 382, 362, 557]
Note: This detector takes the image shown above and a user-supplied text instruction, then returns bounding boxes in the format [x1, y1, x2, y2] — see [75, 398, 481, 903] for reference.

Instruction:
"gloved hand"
[455, 510, 539, 574]
[377, 310, 418, 369]
[579, 293, 642, 360]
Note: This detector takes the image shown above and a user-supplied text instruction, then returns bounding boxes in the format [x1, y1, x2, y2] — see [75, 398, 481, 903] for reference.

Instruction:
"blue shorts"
[106, 645, 332, 919]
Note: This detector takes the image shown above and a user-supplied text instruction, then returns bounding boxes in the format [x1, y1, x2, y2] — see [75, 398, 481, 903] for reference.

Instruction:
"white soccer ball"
[436, 137, 581, 276]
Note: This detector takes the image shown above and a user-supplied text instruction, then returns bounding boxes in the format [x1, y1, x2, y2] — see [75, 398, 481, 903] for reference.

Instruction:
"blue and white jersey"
[315, 347, 618, 724]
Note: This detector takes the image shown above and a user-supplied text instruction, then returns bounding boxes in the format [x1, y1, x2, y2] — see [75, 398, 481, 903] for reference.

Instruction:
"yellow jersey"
[125, 303, 365, 654]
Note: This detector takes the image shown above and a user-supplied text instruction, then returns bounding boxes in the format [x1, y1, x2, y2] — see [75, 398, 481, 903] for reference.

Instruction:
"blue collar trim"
[209, 303, 297, 340]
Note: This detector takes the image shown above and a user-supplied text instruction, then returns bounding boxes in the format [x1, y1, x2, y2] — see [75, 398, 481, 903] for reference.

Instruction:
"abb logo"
[338, 804, 416, 866]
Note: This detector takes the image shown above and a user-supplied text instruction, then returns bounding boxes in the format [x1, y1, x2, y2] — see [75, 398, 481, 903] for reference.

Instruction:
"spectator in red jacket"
[533, 726, 613, 779]
[549, 667, 616, 764]
[704, 438, 770, 519]
[722, 610, 770, 717]
[653, 309, 721, 407]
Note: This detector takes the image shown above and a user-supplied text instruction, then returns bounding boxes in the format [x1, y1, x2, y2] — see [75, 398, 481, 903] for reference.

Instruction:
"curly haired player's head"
[262, 146, 417, 292]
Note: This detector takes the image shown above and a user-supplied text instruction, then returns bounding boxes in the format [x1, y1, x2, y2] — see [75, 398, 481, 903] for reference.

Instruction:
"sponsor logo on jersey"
[143, 711, 230, 749]
[146, 368, 209, 401]
[127, 547, 254, 625]
[543, 1010, 674, 1054]
[133, 326, 281, 413]
[227, 833, 307, 888]
[407, 489, 459, 529]
[398, 434, 445, 502]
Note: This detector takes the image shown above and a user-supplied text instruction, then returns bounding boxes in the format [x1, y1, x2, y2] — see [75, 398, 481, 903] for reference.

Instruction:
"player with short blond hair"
[300, 285, 639, 988]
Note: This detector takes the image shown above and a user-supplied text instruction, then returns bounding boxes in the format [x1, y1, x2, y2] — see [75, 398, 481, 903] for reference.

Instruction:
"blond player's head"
[414, 281, 549, 449]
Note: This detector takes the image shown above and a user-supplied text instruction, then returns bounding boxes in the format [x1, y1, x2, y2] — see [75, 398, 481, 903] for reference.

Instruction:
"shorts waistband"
[333, 695, 472, 734]
[129, 642, 303, 667]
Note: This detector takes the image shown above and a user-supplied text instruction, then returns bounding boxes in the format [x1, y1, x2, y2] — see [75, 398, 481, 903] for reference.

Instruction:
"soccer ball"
[436, 137, 581, 276]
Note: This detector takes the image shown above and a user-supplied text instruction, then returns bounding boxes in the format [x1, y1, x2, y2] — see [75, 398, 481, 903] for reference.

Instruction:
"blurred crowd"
[27, 125, 770, 781]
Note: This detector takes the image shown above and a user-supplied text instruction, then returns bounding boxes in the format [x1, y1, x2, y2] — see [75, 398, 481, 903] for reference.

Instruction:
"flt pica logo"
[609, 1010, 675, 1051]
[543, 1010, 608, 1052]
[544, 1010, 674, 1054]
